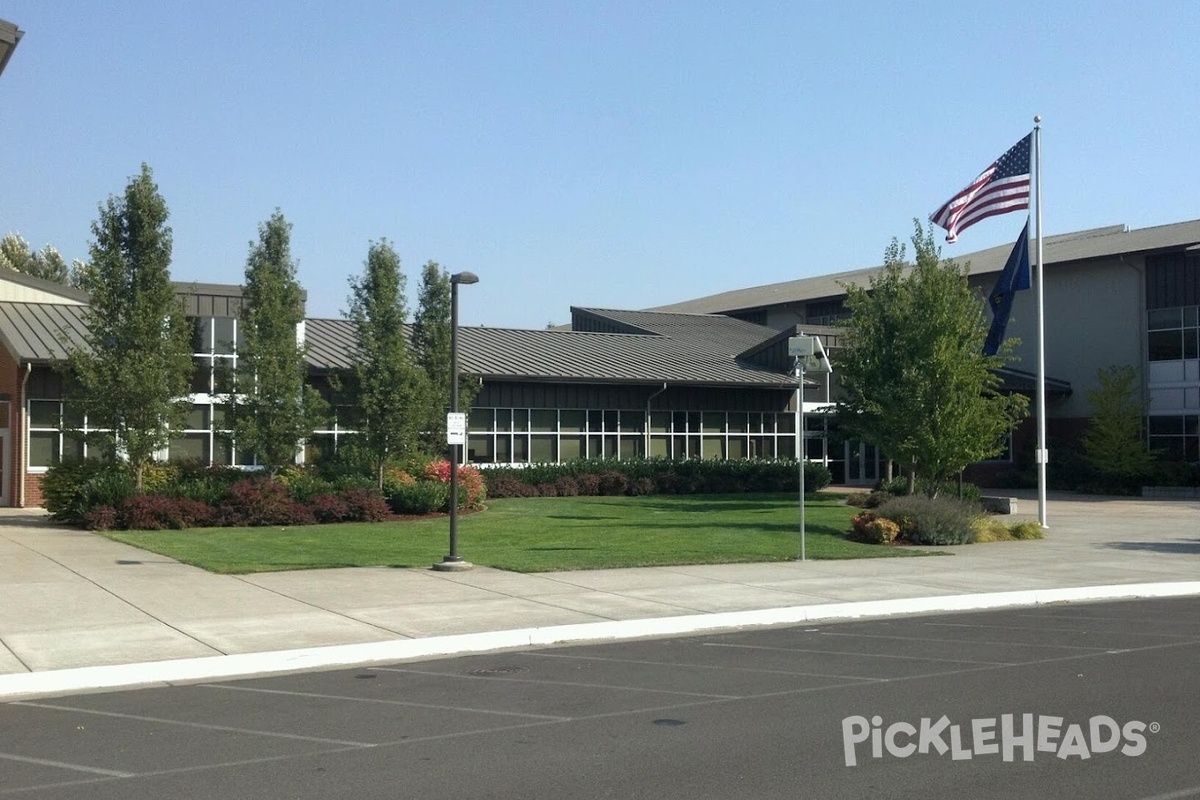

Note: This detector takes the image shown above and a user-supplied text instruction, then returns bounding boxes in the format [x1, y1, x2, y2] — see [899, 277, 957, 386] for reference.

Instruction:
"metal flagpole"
[1033, 115, 1048, 528]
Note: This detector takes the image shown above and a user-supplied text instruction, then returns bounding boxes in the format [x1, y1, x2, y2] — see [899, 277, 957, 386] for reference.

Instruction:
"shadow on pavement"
[1103, 539, 1200, 554]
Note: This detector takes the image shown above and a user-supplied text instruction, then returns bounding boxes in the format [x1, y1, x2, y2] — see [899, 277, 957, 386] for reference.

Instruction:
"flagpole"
[1033, 115, 1048, 528]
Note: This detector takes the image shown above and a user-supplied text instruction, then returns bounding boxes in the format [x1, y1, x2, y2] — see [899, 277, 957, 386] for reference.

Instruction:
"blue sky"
[1, 2, 1197, 327]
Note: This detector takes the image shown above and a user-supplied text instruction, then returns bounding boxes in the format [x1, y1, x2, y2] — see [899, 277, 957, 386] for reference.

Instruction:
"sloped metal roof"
[572, 307, 780, 355]
[304, 314, 793, 387]
[651, 220, 1200, 314]
[0, 302, 90, 361]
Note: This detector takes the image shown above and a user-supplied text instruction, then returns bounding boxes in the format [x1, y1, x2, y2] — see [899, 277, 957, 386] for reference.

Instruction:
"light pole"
[433, 271, 478, 572]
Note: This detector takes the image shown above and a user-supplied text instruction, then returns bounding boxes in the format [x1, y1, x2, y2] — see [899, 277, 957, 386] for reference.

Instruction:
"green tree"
[346, 240, 430, 487]
[0, 232, 84, 285]
[834, 220, 1028, 494]
[411, 262, 479, 453]
[63, 164, 193, 489]
[227, 210, 328, 474]
[1081, 365, 1156, 484]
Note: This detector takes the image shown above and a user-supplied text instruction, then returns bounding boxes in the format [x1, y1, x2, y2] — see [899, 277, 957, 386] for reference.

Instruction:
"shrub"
[878, 475, 981, 501]
[847, 511, 900, 544]
[969, 516, 1012, 543]
[166, 464, 244, 505]
[485, 474, 538, 499]
[389, 480, 449, 514]
[576, 473, 601, 496]
[336, 488, 390, 522]
[1008, 521, 1045, 540]
[553, 476, 580, 497]
[629, 476, 656, 496]
[42, 460, 137, 522]
[475, 457, 830, 498]
[83, 505, 118, 531]
[140, 461, 181, 495]
[218, 479, 315, 527]
[844, 490, 886, 508]
[598, 471, 630, 496]
[278, 468, 339, 503]
[307, 492, 351, 523]
[423, 459, 487, 508]
[876, 495, 982, 546]
[382, 466, 417, 498]
[537, 482, 559, 497]
[118, 495, 215, 530]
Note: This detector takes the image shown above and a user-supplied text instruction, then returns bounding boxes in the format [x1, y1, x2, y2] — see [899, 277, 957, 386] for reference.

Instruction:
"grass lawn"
[104, 492, 935, 574]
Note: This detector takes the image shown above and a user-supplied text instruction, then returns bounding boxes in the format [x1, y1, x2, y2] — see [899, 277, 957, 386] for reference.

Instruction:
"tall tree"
[227, 210, 327, 474]
[1081, 364, 1156, 484]
[346, 240, 430, 486]
[834, 220, 1028, 494]
[411, 262, 478, 453]
[64, 164, 193, 489]
[0, 232, 84, 285]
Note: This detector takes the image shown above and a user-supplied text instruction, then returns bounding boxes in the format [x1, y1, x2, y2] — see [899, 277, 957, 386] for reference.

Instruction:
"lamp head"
[451, 271, 479, 285]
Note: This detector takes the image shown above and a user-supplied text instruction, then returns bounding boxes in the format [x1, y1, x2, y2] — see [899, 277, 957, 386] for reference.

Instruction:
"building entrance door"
[844, 440, 879, 486]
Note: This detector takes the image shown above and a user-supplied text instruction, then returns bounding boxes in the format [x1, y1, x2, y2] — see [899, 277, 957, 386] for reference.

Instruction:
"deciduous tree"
[1081, 364, 1156, 484]
[346, 240, 430, 486]
[64, 164, 193, 489]
[834, 220, 1028, 494]
[226, 210, 327, 474]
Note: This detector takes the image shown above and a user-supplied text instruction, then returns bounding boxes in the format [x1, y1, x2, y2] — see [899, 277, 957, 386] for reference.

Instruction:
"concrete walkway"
[0, 490, 1197, 698]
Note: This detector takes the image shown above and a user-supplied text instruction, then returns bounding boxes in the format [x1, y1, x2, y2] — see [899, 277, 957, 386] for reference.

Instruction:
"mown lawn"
[105, 492, 935, 574]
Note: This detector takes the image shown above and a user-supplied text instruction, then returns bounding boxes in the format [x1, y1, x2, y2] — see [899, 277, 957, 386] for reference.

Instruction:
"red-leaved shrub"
[336, 488, 390, 522]
[422, 459, 487, 507]
[217, 479, 315, 527]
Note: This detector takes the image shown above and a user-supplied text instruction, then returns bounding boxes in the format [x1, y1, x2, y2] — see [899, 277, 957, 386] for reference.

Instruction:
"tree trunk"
[906, 461, 917, 495]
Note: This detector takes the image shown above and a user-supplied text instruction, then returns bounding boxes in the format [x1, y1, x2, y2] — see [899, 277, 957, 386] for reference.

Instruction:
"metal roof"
[304, 312, 795, 388]
[651, 220, 1200, 314]
[0, 302, 90, 362]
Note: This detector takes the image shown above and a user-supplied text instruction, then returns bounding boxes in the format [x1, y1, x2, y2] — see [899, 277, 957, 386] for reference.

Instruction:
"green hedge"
[482, 458, 832, 499]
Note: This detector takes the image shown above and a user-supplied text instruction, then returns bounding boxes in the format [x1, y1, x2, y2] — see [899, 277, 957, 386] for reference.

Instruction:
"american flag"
[930, 134, 1031, 244]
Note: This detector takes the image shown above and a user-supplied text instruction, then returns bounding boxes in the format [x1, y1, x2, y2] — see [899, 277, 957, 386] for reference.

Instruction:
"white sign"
[789, 335, 832, 374]
[787, 336, 815, 357]
[446, 412, 466, 445]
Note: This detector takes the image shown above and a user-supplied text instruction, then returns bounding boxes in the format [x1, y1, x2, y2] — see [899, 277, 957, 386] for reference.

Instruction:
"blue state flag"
[983, 220, 1031, 356]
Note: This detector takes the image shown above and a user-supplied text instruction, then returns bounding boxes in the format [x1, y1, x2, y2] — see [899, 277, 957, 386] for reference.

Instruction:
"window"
[461, 406, 831, 465]
[26, 401, 106, 470]
[1148, 414, 1200, 462]
[1148, 306, 1199, 362]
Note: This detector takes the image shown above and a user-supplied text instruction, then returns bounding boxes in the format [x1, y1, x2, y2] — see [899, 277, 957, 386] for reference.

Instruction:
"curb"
[4, 581, 1200, 702]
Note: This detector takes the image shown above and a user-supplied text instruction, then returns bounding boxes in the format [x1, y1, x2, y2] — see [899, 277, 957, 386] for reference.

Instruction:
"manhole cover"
[653, 719, 686, 727]
[466, 665, 530, 677]
[116, 560, 142, 565]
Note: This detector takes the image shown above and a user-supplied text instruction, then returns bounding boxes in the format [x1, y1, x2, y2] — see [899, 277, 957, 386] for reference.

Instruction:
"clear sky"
[1, 2, 1197, 328]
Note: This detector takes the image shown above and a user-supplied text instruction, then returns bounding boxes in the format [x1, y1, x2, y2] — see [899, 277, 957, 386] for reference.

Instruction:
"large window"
[464, 407, 827, 464]
[27, 401, 104, 470]
[1148, 414, 1200, 462]
[1148, 306, 1200, 362]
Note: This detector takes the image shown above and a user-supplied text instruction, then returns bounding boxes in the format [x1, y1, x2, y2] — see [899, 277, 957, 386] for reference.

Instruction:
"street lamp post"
[433, 271, 478, 572]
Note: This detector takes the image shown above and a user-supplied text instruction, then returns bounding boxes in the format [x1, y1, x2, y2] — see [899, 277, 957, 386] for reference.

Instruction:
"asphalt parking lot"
[3, 595, 1199, 799]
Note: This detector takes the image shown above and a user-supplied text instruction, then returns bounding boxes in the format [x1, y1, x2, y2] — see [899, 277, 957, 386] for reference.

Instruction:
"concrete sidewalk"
[1, 490, 1197, 698]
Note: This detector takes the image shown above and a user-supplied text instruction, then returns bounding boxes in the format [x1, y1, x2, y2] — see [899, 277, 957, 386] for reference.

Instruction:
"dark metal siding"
[1145, 252, 1200, 309]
